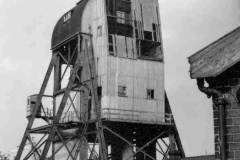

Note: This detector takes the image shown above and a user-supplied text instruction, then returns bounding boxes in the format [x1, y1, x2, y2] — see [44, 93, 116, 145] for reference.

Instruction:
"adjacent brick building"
[189, 26, 240, 160]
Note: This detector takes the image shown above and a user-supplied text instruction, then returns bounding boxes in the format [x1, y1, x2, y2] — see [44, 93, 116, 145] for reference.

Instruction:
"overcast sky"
[0, 0, 239, 157]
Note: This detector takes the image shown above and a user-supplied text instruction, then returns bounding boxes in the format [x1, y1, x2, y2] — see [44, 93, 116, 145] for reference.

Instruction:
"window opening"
[144, 31, 153, 41]
[139, 40, 162, 60]
[118, 85, 127, 97]
[97, 86, 102, 100]
[152, 23, 158, 41]
[106, 0, 133, 37]
[97, 25, 103, 37]
[147, 89, 154, 99]
[108, 35, 114, 55]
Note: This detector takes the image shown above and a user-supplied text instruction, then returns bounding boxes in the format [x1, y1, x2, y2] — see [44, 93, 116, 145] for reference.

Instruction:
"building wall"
[54, 0, 165, 158]
[56, 0, 165, 124]
[102, 56, 164, 123]
[212, 79, 240, 160]
[132, 0, 161, 36]
[103, 0, 165, 124]
[80, 0, 165, 124]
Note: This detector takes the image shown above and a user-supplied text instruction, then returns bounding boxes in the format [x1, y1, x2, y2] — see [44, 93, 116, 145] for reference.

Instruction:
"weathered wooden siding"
[100, 0, 164, 124]
[83, 0, 165, 124]
[56, 0, 165, 124]
[55, 0, 165, 158]
[132, 0, 162, 41]
[102, 53, 164, 123]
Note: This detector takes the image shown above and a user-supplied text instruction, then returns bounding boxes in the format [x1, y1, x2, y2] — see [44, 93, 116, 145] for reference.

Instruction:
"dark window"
[118, 86, 127, 97]
[152, 23, 158, 41]
[97, 25, 103, 37]
[116, 0, 131, 13]
[144, 31, 153, 41]
[134, 21, 139, 39]
[135, 29, 139, 38]
[147, 89, 154, 99]
[236, 88, 240, 103]
[139, 40, 162, 60]
[106, 0, 133, 37]
[108, 35, 114, 55]
[109, 46, 114, 53]
[106, 0, 114, 15]
[97, 86, 102, 100]
[109, 35, 113, 43]
[139, 21, 143, 39]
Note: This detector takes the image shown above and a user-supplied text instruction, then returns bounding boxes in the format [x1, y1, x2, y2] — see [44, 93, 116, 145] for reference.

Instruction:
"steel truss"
[15, 33, 184, 160]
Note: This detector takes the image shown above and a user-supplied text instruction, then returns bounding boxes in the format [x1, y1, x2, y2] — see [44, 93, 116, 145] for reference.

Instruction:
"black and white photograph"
[0, 0, 240, 160]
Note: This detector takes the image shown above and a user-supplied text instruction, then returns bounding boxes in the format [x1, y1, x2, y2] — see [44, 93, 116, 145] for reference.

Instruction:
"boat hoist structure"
[15, 0, 185, 160]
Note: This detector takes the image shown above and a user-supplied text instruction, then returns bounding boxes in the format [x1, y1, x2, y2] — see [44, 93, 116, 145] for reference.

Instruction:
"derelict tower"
[15, 0, 185, 160]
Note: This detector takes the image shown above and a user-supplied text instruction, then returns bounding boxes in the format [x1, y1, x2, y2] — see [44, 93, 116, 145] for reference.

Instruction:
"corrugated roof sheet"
[182, 155, 215, 160]
[188, 26, 240, 79]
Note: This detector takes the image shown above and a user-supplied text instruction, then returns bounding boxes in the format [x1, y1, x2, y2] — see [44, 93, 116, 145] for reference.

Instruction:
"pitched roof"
[188, 26, 240, 79]
[182, 155, 215, 160]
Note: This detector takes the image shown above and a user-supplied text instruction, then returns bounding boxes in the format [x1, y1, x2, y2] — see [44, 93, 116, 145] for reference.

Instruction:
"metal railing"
[26, 106, 53, 119]
[27, 99, 174, 125]
[58, 108, 174, 125]
[26, 95, 53, 119]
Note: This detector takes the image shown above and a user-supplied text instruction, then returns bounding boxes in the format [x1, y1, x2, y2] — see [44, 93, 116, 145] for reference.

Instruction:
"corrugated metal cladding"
[188, 26, 240, 79]
[52, 0, 165, 124]
[182, 155, 215, 160]
[51, 0, 88, 48]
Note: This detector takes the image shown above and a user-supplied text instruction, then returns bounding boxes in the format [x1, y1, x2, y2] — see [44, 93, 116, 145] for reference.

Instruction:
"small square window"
[109, 46, 114, 52]
[147, 89, 154, 99]
[144, 31, 153, 41]
[97, 25, 102, 37]
[108, 35, 114, 55]
[118, 86, 127, 97]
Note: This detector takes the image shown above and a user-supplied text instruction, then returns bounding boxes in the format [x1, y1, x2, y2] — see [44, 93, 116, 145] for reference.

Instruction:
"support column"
[168, 134, 181, 160]
[53, 54, 61, 92]
[53, 54, 61, 160]
[79, 138, 88, 160]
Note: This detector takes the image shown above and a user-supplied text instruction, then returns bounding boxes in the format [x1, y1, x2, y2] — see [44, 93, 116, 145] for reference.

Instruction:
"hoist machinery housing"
[52, 0, 165, 124]
[15, 1, 185, 160]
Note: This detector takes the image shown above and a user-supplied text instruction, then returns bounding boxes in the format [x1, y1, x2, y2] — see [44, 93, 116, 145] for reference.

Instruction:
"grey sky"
[0, 0, 239, 157]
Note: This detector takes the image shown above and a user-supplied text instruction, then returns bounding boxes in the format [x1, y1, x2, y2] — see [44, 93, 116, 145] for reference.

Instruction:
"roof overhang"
[188, 26, 240, 79]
